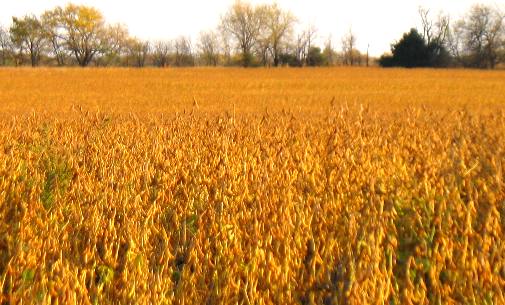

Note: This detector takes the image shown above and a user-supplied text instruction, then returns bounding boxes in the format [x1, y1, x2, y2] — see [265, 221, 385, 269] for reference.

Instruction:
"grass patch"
[40, 155, 72, 211]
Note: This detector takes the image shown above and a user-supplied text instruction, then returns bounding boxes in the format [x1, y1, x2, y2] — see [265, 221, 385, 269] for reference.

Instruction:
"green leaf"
[95, 265, 114, 286]
[186, 214, 198, 235]
[22, 268, 35, 283]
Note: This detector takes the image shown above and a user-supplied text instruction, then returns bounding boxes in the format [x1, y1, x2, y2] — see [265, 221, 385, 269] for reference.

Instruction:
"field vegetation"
[0, 68, 504, 304]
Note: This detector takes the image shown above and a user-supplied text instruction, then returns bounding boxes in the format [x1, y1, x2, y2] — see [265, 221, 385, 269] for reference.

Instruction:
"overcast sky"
[0, 1, 503, 56]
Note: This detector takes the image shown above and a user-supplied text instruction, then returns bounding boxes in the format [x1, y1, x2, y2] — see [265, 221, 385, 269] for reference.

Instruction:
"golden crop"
[0, 67, 504, 304]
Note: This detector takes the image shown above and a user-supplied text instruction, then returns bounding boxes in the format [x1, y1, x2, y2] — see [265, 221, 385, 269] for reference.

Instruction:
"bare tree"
[197, 30, 220, 66]
[220, 29, 233, 66]
[293, 24, 317, 66]
[419, 7, 434, 45]
[448, 19, 466, 64]
[127, 38, 150, 67]
[174, 36, 194, 67]
[295, 33, 307, 66]
[99, 23, 130, 66]
[10, 15, 46, 67]
[322, 36, 336, 66]
[450, 4, 505, 68]
[41, 10, 67, 66]
[341, 28, 357, 66]
[220, 0, 266, 67]
[0, 25, 13, 66]
[263, 3, 296, 66]
[418, 7, 451, 67]
[303, 24, 317, 66]
[255, 27, 271, 66]
[418, 7, 450, 46]
[152, 40, 171, 67]
[254, 5, 272, 66]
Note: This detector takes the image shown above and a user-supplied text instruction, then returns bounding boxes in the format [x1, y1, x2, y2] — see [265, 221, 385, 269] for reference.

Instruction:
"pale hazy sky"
[0, 1, 503, 56]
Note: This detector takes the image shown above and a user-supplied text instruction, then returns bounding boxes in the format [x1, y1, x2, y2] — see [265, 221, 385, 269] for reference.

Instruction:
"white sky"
[0, 0, 503, 56]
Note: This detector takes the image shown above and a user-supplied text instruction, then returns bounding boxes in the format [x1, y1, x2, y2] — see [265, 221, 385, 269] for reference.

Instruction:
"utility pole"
[366, 44, 370, 67]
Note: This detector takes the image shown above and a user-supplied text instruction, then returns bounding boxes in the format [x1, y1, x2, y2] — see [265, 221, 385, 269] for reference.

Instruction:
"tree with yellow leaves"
[43, 4, 107, 67]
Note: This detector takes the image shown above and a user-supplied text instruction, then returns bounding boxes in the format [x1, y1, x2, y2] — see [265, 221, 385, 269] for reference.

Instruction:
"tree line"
[0, 1, 503, 68]
[381, 5, 505, 68]
[0, 2, 360, 68]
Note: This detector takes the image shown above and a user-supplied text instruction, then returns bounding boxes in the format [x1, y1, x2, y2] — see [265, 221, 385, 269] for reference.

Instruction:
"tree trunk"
[273, 52, 279, 67]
